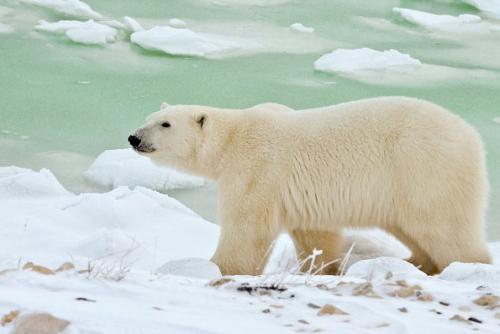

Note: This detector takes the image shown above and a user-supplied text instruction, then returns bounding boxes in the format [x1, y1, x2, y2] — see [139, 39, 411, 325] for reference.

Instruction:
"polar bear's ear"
[195, 112, 207, 129]
[160, 102, 169, 110]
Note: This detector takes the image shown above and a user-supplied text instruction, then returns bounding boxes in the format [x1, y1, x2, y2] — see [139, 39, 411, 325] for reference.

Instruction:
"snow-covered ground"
[1, 166, 499, 333]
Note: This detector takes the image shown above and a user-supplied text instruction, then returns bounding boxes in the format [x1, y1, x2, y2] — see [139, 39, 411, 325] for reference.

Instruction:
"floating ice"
[393, 7, 481, 30]
[84, 148, 206, 191]
[35, 19, 118, 45]
[314, 48, 421, 74]
[169, 18, 187, 29]
[463, 0, 500, 19]
[0, 21, 13, 33]
[131, 26, 243, 57]
[290, 22, 314, 33]
[21, 0, 102, 20]
[123, 16, 144, 32]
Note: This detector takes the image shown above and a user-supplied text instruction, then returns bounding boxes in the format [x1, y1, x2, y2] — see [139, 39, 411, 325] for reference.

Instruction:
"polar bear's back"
[278, 96, 487, 230]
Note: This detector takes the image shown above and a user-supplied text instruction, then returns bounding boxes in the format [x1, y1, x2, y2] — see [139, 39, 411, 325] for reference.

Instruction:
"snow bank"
[463, 0, 500, 19]
[157, 258, 221, 279]
[346, 257, 426, 281]
[393, 7, 482, 30]
[314, 48, 421, 74]
[131, 26, 244, 57]
[290, 22, 314, 33]
[440, 262, 500, 287]
[21, 0, 101, 20]
[0, 166, 71, 198]
[123, 16, 144, 32]
[35, 19, 117, 45]
[0, 167, 219, 271]
[1, 167, 500, 333]
[169, 18, 187, 29]
[84, 148, 206, 191]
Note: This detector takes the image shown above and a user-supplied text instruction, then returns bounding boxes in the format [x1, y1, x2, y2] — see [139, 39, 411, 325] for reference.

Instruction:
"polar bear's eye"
[161, 122, 171, 128]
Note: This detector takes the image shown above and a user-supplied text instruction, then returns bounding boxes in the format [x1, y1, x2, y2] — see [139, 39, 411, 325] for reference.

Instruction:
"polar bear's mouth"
[134, 146, 156, 154]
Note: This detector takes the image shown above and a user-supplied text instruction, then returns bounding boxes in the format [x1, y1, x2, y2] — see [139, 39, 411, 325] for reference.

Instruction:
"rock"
[11, 313, 70, 334]
[317, 304, 349, 316]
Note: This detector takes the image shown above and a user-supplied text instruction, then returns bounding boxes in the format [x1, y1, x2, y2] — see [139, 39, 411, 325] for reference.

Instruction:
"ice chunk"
[346, 257, 426, 281]
[314, 48, 421, 74]
[84, 148, 206, 191]
[169, 18, 187, 29]
[0, 167, 72, 198]
[393, 7, 481, 30]
[440, 262, 500, 287]
[463, 0, 500, 19]
[131, 26, 243, 57]
[35, 19, 118, 45]
[21, 0, 102, 20]
[123, 16, 144, 32]
[0, 22, 13, 33]
[157, 258, 222, 280]
[290, 22, 314, 33]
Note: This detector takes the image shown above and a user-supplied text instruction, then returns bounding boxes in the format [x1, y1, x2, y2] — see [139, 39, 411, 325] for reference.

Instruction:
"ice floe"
[290, 22, 314, 33]
[314, 48, 421, 74]
[84, 148, 206, 191]
[21, 0, 102, 20]
[123, 16, 144, 32]
[35, 19, 117, 44]
[130, 26, 245, 57]
[0, 21, 13, 33]
[393, 7, 481, 29]
[169, 18, 187, 29]
[463, 0, 500, 19]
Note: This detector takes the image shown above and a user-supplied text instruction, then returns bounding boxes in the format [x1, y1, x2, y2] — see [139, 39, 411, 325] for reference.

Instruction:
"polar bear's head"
[129, 103, 212, 172]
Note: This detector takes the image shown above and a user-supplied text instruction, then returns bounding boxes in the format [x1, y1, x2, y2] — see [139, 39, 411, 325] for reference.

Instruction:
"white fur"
[134, 96, 491, 275]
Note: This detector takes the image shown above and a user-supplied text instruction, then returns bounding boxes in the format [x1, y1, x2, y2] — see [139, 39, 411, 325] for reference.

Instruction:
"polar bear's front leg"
[211, 194, 280, 276]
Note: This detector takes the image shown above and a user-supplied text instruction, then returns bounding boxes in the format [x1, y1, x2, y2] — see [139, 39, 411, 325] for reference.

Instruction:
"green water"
[1, 0, 499, 238]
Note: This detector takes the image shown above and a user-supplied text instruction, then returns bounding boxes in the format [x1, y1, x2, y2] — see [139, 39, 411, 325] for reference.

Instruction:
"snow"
[314, 48, 422, 74]
[123, 16, 144, 32]
[21, 0, 102, 20]
[84, 148, 206, 191]
[35, 19, 118, 45]
[463, 0, 500, 19]
[169, 18, 187, 29]
[157, 258, 222, 279]
[130, 26, 245, 57]
[0, 166, 499, 333]
[393, 7, 482, 30]
[290, 22, 314, 33]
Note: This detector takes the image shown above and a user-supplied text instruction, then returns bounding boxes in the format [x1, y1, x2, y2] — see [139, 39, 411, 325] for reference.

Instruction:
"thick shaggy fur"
[133, 97, 491, 275]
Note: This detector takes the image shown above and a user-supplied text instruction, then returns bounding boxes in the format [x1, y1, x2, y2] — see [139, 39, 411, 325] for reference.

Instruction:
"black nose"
[128, 135, 141, 147]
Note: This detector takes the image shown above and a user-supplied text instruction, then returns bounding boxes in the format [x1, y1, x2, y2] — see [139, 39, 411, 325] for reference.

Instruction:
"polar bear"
[129, 97, 491, 275]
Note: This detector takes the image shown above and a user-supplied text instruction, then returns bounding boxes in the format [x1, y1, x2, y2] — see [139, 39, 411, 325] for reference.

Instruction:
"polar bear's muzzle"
[128, 134, 155, 153]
